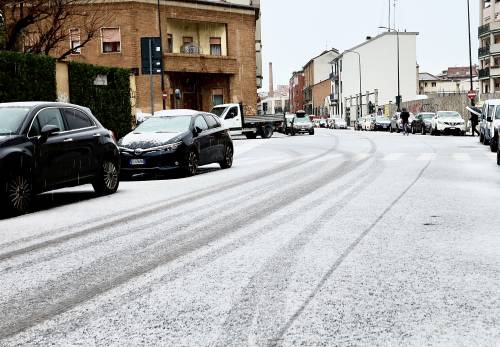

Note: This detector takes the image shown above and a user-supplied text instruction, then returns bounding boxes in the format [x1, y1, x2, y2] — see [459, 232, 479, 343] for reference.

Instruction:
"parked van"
[480, 99, 500, 152]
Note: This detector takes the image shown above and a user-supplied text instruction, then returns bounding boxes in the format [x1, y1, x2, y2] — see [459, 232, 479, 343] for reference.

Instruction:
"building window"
[101, 28, 121, 53]
[210, 37, 222, 56]
[167, 34, 173, 53]
[212, 89, 224, 106]
[432, 82, 437, 87]
[69, 28, 81, 54]
[183, 37, 193, 45]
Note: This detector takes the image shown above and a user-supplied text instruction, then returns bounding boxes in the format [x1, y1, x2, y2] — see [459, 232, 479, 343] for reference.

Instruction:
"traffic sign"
[467, 90, 477, 100]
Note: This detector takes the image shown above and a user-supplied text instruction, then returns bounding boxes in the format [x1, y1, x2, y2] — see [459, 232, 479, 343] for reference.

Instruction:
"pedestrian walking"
[400, 108, 410, 136]
[470, 111, 479, 137]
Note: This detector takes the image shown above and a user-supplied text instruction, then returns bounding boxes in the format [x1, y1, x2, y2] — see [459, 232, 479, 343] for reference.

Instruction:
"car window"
[63, 108, 94, 130]
[489, 105, 495, 117]
[204, 114, 219, 129]
[226, 107, 238, 120]
[194, 116, 209, 131]
[30, 108, 65, 136]
[495, 106, 500, 120]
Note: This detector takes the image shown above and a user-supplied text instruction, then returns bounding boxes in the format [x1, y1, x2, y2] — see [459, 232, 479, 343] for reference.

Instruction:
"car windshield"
[210, 107, 226, 117]
[437, 112, 461, 118]
[421, 113, 435, 119]
[376, 116, 388, 121]
[295, 117, 310, 123]
[134, 116, 192, 133]
[0, 107, 30, 135]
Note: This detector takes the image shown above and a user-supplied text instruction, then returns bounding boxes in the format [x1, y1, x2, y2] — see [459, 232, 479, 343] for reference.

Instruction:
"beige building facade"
[479, 0, 500, 94]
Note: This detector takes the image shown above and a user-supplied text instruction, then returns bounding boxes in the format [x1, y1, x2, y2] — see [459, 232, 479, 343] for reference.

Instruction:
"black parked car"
[118, 110, 233, 177]
[0, 102, 120, 214]
[411, 112, 435, 135]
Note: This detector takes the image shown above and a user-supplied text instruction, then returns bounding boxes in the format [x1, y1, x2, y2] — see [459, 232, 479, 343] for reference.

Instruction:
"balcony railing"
[181, 43, 202, 55]
[479, 23, 490, 37]
[479, 46, 490, 57]
[479, 67, 490, 79]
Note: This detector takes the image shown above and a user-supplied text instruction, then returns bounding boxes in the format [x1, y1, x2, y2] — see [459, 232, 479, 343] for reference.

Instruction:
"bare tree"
[0, 1, 110, 60]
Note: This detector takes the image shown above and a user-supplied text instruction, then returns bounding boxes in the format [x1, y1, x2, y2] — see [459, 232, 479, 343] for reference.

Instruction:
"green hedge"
[0, 51, 57, 102]
[69, 62, 132, 139]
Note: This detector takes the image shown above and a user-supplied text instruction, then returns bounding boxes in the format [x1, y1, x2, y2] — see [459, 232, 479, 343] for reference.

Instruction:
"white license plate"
[130, 159, 145, 166]
[449, 127, 456, 130]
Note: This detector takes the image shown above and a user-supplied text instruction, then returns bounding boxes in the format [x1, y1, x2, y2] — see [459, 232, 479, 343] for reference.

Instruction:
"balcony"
[164, 54, 238, 74]
[479, 67, 490, 79]
[329, 73, 339, 81]
[479, 23, 490, 37]
[490, 66, 500, 76]
[479, 46, 490, 58]
[491, 43, 500, 54]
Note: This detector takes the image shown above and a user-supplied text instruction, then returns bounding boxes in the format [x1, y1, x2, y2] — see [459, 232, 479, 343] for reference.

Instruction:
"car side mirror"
[487, 116, 493, 122]
[193, 126, 203, 136]
[40, 125, 60, 141]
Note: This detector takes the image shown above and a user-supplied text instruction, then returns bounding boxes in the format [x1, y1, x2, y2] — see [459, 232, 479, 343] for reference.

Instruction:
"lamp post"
[379, 26, 401, 111]
[467, 0, 475, 106]
[345, 49, 363, 119]
[157, 0, 166, 110]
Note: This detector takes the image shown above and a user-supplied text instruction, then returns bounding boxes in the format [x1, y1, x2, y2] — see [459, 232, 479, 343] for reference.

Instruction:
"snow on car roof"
[154, 109, 201, 117]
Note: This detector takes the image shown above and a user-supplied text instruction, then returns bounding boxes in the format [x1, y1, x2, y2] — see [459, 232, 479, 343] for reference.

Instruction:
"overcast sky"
[259, 0, 479, 91]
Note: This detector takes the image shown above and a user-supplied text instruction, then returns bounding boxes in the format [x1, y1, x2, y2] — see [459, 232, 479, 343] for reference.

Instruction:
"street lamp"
[344, 49, 363, 119]
[379, 26, 401, 111]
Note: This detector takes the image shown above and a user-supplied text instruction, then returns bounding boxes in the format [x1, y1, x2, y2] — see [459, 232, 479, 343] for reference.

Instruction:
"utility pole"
[345, 50, 362, 119]
[149, 38, 154, 116]
[467, 0, 475, 106]
[157, 0, 166, 110]
[388, 0, 391, 31]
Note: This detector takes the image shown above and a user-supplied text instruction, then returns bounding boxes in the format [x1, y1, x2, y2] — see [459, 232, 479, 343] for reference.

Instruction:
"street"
[0, 129, 499, 346]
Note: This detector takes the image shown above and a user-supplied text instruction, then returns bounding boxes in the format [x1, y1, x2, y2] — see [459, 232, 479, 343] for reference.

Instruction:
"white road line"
[452, 153, 471, 161]
[382, 153, 405, 161]
[417, 153, 436, 161]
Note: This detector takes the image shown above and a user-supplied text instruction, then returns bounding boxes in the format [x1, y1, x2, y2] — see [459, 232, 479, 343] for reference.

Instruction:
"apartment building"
[289, 71, 305, 113]
[54, 0, 260, 115]
[478, 0, 500, 94]
[333, 32, 418, 122]
[302, 49, 339, 116]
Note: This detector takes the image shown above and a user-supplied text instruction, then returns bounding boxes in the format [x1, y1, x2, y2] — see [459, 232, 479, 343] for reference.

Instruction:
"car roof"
[154, 109, 201, 117]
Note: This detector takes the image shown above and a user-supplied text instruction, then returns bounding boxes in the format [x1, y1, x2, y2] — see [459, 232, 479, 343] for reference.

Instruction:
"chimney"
[269, 62, 274, 97]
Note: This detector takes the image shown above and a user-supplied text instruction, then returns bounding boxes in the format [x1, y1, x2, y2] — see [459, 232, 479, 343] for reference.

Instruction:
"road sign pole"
[149, 38, 154, 116]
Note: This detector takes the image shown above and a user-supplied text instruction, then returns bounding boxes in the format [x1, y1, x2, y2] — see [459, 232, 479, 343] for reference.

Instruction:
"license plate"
[130, 159, 145, 166]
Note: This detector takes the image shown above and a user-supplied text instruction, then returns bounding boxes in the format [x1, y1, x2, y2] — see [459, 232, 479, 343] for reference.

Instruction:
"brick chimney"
[269, 62, 274, 97]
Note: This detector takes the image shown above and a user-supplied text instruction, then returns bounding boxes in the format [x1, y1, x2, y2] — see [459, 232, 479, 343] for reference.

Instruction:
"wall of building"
[58, 0, 257, 115]
[313, 51, 337, 85]
[420, 79, 479, 95]
[340, 32, 418, 113]
[312, 79, 331, 116]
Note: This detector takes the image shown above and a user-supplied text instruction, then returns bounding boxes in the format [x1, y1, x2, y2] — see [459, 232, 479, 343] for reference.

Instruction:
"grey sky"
[260, 0, 479, 91]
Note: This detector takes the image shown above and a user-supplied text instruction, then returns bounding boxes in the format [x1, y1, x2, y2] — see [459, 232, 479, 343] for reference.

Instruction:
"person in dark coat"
[400, 108, 410, 136]
[470, 111, 479, 137]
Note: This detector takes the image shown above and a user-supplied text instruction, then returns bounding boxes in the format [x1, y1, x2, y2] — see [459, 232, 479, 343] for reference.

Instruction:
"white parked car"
[479, 99, 500, 152]
[333, 118, 347, 129]
[430, 111, 466, 136]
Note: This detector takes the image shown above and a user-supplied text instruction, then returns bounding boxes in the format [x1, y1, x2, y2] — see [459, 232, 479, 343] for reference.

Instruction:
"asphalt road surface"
[0, 129, 499, 346]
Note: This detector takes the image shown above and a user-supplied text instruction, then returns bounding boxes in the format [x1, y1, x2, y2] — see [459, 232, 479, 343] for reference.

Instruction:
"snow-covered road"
[0, 129, 499, 346]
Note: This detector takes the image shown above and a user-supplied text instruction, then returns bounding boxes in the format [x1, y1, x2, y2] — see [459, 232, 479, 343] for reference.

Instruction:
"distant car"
[354, 117, 364, 131]
[288, 115, 314, 135]
[363, 115, 376, 131]
[389, 112, 401, 133]
[319, 119, 327, 128]
[480, 100, 497, 146]
[119, 110, 233, 177]
[430, 111, 466, 136]
[333, 118, 347, 129]
[411, 112, 435, 135]
[374, 116, 391, 131]
[0, 102, 120, 214]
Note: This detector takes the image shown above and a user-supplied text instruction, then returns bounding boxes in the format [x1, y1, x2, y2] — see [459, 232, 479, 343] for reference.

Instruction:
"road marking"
[452, 153, 470, 161]
[382, 153, 405, 161]
[417, 153, 436, 161]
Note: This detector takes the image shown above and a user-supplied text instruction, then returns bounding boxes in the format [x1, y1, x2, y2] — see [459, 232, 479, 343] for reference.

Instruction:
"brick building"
[54, 0, 260, 115]
[289, 71, 305, 113]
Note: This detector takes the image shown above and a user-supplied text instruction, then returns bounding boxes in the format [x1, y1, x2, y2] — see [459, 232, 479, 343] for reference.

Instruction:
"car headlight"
[158, 141, 183, 152]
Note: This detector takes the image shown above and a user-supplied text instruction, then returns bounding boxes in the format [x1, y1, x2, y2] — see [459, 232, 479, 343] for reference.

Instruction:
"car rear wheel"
[480, 132, 484, 143]
[309, 129, 315, 135]
[490, 134, 498, 152]
[93, 160, 119, 196]
[262, 125, 273, 139]
[497, 150, 500, 166]
[389, 126, 393, 133]
[421, 126, 426, 135]
[412, 126, 416, 134]
[219, 146, 233, 169]
[4, 174, 32, 215]
[183, 150, 198, 177]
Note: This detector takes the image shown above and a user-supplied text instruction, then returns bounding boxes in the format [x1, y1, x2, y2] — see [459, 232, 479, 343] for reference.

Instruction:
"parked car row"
[0, 102, 234, 215]
[477, 99, 500, 165]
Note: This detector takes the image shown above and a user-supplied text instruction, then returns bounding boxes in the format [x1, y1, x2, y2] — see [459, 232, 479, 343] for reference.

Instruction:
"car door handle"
[93, 133, 101, 137]
[63, 138, 73, 142]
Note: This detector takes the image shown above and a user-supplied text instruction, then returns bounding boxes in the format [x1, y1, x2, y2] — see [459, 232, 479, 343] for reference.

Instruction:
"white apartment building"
[478, 0, 500, 94]
[332, 32, 418, 122]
